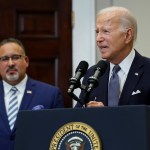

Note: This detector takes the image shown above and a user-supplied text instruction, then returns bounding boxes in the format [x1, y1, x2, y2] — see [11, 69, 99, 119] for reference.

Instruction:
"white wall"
[72, 0, 96, 67]
[72, 0, 96, 106]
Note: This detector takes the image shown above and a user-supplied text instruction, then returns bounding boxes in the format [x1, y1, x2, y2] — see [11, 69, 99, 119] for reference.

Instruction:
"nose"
[8, 58, 15, 66]
[96, 32, 104, 43]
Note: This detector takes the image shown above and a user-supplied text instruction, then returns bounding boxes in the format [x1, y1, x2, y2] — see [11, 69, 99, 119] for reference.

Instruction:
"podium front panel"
[14, 105, 150, 150]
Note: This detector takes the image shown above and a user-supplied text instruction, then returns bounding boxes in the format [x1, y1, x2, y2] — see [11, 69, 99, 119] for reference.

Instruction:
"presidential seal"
[49, 122, 102, 150]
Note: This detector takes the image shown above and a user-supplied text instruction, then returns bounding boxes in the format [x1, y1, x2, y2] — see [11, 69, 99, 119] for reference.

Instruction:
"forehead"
[96, 11, 121, 26]
[0, 42, 23, 55]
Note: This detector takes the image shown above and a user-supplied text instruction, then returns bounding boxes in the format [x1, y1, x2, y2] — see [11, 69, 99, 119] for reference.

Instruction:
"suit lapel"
[0, 81, 11, 131]
[92, 65, 110, 105]
[0, 78, 36, 132]
[19, 78, 35, 110]
[119, 51, 144, 105]
[12, 78, 36, 132]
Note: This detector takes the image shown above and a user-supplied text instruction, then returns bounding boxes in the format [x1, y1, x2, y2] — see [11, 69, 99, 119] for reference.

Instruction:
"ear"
[125, 28, 133, 44]
[24, 56, 29, 67]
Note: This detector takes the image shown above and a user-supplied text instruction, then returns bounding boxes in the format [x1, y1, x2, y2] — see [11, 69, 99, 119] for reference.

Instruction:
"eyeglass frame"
[0, 54, 26, 63]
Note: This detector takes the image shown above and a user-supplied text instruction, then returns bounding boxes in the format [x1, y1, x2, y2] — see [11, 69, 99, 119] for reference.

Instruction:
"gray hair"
[97, 6, 137, 43]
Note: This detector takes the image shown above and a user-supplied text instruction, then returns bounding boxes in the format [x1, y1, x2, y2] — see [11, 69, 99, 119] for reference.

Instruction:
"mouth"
[99, 45, 108, 50]
[7, 69, 18, 74]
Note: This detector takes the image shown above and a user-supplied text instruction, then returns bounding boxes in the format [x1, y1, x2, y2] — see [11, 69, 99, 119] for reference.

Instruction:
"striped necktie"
[108, 65, 121, 106]
[8, 87, 18, 130]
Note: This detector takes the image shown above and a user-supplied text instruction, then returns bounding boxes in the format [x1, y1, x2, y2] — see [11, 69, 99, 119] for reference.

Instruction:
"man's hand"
[86, 101, 104, 107]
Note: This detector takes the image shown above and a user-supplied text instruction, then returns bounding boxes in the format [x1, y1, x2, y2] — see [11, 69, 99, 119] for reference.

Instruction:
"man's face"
[96, 12, 130, 64]
[0, 42, 29, 85]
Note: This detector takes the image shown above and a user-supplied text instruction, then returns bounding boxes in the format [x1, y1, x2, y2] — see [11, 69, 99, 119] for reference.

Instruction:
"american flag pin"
[27, 90, 32, 94]
[134, 73, 139, 76]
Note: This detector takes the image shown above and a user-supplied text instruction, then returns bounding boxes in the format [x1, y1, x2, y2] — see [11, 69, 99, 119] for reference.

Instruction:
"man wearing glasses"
[0, 38, 64, 150]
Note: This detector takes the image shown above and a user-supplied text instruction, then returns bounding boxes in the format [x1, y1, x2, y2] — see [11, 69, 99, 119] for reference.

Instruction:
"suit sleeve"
[53, 88, 64, 108]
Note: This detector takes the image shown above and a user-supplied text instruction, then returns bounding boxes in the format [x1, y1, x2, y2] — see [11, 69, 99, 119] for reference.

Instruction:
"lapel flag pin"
[134, 73, 138, 76]
[27, 90, 32, 94]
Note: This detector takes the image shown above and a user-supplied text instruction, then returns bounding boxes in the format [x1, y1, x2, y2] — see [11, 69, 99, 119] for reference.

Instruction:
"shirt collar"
[3, 74, 28, 94]
[119, 49, 135, 74]
[109, 49, 135, 74]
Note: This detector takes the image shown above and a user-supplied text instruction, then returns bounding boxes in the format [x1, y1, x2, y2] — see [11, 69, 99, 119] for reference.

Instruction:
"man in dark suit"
[0, 38, 64, 150]
[76, 6, 150, 107]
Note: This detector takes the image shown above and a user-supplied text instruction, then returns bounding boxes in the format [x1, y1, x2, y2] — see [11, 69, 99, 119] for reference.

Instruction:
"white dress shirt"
[109, 49, 135, 96]
[3, 75, 28, 115]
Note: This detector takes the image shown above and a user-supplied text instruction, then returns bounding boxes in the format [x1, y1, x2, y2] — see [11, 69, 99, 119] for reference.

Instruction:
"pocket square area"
[132, 90, 141, 95]
[32, 105, 44, 110]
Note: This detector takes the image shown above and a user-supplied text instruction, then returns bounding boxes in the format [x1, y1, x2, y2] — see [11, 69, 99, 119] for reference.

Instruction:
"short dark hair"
[0, 38, 26, 55]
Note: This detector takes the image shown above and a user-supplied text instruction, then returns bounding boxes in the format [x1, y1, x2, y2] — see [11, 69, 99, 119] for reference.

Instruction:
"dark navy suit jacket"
[76, 50, 150, 107]
[0, 77, 64, 150]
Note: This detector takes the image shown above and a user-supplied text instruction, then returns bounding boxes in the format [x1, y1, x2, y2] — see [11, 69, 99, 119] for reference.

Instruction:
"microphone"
[68, 61, 89, 94]
[86, 60, 108, 93]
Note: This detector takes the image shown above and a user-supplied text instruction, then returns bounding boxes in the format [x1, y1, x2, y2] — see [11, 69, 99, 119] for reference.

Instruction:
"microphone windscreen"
[95, 60, 108, 75]
[75, 61, 89, 74]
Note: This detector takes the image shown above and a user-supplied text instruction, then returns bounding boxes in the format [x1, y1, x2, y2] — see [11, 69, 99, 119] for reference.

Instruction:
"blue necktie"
[8, 87, 18, 130]
[108, 65, 121, 106]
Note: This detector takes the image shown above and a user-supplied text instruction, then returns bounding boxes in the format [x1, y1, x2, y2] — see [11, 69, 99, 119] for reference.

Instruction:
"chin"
[6, 74, 19, 81]
[101, 55, 109, 60]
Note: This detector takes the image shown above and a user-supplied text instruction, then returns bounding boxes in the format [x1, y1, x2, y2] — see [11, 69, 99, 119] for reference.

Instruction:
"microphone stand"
[67, 82, 85, 106]
[82, 92, 90, 107]
[67, 78, 99, 107]
[67, 92, 84, 106]
[82, 77, 99, 107]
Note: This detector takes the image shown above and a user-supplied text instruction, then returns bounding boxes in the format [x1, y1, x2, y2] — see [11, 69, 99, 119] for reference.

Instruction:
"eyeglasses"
[0, 54, 25, 62]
